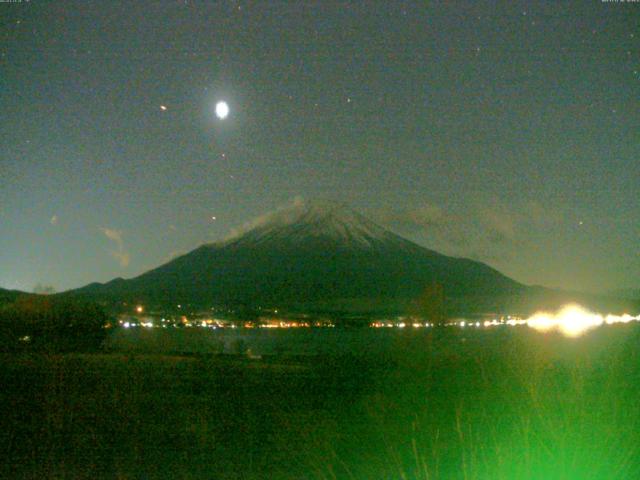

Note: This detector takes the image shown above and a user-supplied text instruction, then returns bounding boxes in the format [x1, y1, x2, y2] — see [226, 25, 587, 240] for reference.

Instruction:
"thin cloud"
[111, 251, 131, 268]
[223, 197, 306, 241]
[164, 249, 186, 263]
[100, 227, 130, 267]
[373, 200, 528, 263]
[374, 204, 465, 248]
[375, 204, 445, 234]
[478, 208, 519, 245]
[101, 228, 123, 245]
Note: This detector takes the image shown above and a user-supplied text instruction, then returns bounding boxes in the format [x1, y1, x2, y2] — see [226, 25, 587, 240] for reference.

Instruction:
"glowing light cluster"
[259, 321, 312, 328]
[370, 321, 435, 328]
[526, 304, 640, 338]
[366, 304, 639, 338]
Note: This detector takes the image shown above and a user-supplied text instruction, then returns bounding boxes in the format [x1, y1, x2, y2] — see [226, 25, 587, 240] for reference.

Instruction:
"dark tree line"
[409, 282, 446, 324]
[0, 296, 109, 352]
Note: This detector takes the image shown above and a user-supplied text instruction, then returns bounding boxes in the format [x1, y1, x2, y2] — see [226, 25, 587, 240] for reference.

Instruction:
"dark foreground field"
[2, 326, 640, 479]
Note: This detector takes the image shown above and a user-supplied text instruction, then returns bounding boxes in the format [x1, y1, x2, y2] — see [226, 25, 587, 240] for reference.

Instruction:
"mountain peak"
[225, 200, 393, 248]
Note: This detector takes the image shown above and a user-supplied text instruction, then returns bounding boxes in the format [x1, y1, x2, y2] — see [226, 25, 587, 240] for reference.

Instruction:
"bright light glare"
[527, 304, 640, 338]
[215, 101, 229, 119]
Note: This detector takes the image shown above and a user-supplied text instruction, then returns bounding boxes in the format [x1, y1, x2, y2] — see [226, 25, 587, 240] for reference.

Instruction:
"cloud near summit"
[372, 198, 565, 263]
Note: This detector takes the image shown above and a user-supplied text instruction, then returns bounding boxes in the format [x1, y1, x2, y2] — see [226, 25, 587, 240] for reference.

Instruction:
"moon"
[215, 101, 229, 120]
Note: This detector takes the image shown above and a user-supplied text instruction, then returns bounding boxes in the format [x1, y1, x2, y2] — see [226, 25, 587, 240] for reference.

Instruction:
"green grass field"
[2, 325, 640, 479]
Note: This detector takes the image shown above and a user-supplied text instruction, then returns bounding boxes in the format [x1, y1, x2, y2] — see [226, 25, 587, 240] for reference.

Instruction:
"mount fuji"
[68, 201, 528, 314]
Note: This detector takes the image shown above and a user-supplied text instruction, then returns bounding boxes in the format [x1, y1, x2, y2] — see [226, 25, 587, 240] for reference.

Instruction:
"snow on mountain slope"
[222, 200, 410, 250]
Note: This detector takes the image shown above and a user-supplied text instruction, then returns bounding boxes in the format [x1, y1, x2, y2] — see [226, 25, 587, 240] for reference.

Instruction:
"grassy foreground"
[1, 325, 640, 479]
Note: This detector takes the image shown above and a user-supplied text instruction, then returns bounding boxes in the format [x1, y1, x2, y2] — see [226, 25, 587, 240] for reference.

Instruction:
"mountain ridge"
[64, 202, 640, 316]
[66, 201, 530, 315]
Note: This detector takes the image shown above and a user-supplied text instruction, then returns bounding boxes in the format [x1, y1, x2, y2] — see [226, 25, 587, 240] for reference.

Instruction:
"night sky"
[1, 1, 638, 294]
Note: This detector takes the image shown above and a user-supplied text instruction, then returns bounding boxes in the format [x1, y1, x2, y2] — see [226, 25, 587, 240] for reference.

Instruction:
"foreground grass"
[1, 325, 640, 479]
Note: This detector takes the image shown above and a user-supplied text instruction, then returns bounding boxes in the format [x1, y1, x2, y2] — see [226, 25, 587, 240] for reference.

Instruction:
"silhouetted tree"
[0, 296, 109, 352]
[410, 282, 446, 325]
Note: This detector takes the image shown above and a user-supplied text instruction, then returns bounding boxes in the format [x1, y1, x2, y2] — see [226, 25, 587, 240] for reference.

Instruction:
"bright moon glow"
[215, 101, 229, 119]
